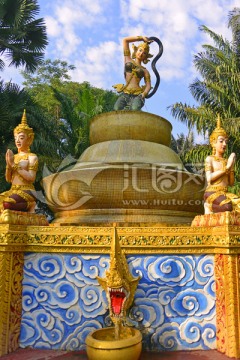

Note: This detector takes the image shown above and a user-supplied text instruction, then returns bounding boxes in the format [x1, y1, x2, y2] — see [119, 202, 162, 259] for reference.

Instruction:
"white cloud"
[43, 0, 110, 60]
[55, 0, 104, 25]
[70, 41, 121, 89]
[45, 16, 61, 37]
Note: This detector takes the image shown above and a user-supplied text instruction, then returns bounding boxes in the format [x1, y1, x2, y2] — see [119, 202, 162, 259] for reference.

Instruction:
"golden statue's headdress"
[14, 109, 34, 137]
[14, 109, 34, 148]
[132, 42, 153, 64]
[209, 114, 228, 154]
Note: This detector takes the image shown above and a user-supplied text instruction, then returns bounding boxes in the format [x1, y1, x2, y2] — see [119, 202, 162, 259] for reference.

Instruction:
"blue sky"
[2, 0, 239, 139]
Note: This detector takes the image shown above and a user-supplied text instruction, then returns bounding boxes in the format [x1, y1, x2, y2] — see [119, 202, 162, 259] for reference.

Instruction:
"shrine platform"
[1, 220, 240, 358]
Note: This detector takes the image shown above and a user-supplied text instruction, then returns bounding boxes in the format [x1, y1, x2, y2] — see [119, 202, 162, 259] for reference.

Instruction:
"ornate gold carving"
[192, 211, 240, 227]
[14, 109, 34, 140]
[0, 224, 240, 254]
[0, 209, 48, 226]
[215, 254, 240, 358]
[214, 254, 226, 353]
[0, 252, 10, 355]
[8, 253, 24, 353]
[210, 114, 228, 148]
[223, 255, 240, 358]
[0, 252, 23, 356]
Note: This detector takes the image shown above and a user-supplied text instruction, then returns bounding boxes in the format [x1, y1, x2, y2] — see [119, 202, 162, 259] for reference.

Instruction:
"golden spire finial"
[217, 113, 221, 129]
[21, 109, 27, 126]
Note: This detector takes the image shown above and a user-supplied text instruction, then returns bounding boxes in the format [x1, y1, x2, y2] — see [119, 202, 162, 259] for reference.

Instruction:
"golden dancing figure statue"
[0, 110, 38, 213]
[113, 36, 153, 110]
[204, 115, 239, 214]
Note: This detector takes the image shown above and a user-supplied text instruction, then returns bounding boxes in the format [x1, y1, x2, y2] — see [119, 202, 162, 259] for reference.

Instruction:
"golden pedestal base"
[0, 209, 49, 226]
[192, 211, 240, 227]
[0, 222, 240, 357]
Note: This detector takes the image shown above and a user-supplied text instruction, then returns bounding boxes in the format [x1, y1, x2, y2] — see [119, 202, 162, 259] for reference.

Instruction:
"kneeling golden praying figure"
[204, 115, 240, 214]
[0, 109, 38, 213]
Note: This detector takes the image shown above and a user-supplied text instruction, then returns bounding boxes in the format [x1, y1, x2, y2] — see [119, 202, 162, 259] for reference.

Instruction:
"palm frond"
[0, 0, 48, 72]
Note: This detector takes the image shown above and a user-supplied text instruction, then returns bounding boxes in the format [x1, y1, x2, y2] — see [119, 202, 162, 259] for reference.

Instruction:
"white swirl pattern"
[20, 254, 216, 351]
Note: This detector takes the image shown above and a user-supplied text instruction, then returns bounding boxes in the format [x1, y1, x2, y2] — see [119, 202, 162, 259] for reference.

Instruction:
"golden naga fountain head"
[97, 227, 140, 325]
[86, 227, 142, 360]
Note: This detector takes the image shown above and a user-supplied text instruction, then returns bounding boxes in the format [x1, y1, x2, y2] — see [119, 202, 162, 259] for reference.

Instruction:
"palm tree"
[170, 8, 240, 135]
[171, 131, 194, 161]
[169, 8, 240, 189]
[0, 0, 48, 72]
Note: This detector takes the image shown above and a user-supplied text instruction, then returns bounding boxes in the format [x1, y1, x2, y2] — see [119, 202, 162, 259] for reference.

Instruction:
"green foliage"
[53, 81, 118, 158]
[169, 8, 240, 191]
[0, 0, 48, 72]
[22, 59, 76, 119]
[22, 59, 75, 86]
[171, 131, 195, 161]
[22, 59, 118, 158]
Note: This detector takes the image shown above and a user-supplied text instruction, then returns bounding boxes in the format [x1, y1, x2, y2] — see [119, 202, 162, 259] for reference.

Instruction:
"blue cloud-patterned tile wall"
[19, 254, 216, 351]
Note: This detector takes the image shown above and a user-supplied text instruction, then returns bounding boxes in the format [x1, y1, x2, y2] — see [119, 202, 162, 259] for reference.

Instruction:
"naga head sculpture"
[97, 228, 140, 324]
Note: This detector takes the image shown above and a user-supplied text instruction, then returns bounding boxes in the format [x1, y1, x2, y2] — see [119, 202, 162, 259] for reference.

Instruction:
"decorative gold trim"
[0, 209, 48, 226]
[9, 253, 23, 353]
[0, 252, 23, 356]
[224, 255, 240, 358]
[215, 254, 240, 358]
[215, 254, 227, 354]
[0, 252, 10, 355]
[0, 224, 240, 254]
[124, 49, 130, 56]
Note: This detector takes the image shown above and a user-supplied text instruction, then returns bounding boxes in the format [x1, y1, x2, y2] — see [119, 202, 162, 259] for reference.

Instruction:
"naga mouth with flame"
[108, 287, 129, 317]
